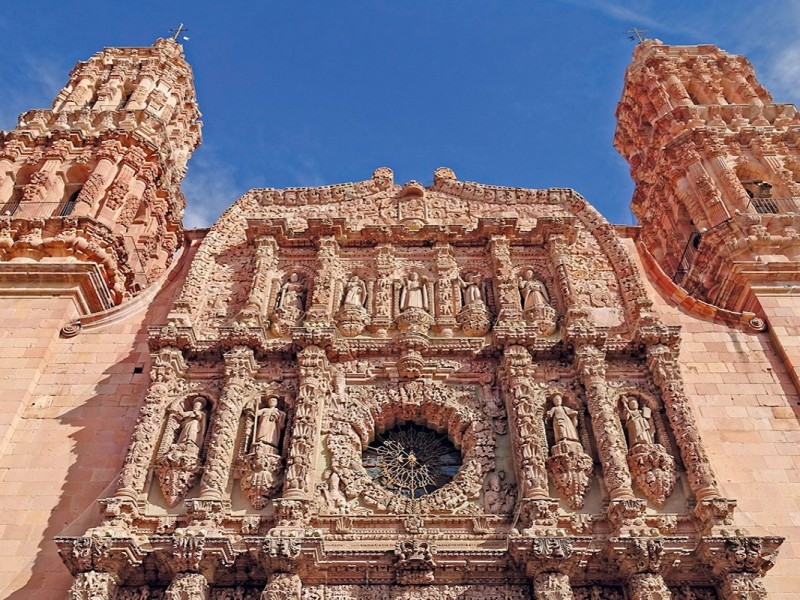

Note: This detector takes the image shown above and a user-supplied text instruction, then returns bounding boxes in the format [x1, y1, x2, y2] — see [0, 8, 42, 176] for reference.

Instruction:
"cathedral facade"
[0, 37, 798, 599]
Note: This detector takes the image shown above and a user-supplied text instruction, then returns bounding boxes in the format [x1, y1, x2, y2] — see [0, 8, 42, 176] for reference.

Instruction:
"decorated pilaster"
[304, 235, 340, 327]
[200, 346, 258, 501]
[238, 235, 279, 326]
[278, 345, 332, 524]
[116, 346, 188, 500]
[67, 571, 119, 600]
[500, 345, 549, 527]
[489, 234, 523, 326]
[645, 342, 731, 530]
[573, 344, 634, 503]
[606, 538, 672, 600]
[370, 243, 395, 336]
[433, 242, 458, 334]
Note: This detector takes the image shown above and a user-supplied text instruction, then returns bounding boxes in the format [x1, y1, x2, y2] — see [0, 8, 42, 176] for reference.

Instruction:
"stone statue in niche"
[270, 272, 306, 337]
[336, 274, 370, 337]
[238, 395, 286, 509]
[546, 394, 580, 443]
[457, 272, 492, 336]
[517, 269, 557, 335]
[343, 275, 367, 307]
[174, 398, 208, 449]
[155, 397, 209, 507]
[483, 470, 516, 514]
[620, 395, 676, 507]
[519, 269, 550, 310]
[395, 270, 433, 334]
[544, 393, 593, 510]
[622, 396, 655, 446]
[255, 396, 286, 451]
[400, 271, 429, 312]
[278, 272, 306, 311]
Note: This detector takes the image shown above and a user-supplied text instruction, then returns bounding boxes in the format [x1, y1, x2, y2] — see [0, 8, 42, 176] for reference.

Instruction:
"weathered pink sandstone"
[0, 36, 798, 599]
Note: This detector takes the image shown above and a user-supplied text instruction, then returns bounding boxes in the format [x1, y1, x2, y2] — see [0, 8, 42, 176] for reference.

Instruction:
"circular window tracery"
[362, 424, 462, 499]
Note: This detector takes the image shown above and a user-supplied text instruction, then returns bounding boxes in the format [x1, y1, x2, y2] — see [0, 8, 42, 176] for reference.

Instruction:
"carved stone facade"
[1, 37, 799, 599]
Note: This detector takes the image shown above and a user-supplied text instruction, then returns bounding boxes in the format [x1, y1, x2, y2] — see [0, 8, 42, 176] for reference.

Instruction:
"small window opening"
[58, 189, 80, 217]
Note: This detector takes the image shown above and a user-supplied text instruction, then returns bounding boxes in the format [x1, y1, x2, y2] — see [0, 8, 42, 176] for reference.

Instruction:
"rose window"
[362, 424, 462, 498]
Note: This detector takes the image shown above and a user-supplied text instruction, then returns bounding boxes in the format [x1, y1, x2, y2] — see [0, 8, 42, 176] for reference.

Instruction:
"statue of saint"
[546, 394, 580, 443]
[458, 273, 485, 307]
[277, 272, 305, 311]
[518, 269, 550, 311]
[622, 396, 655, 446]
[255, 396, 286, 451]
[342, 275, 367, 308]
[399, 271, 429, 312]
[174, 398, 208, 449]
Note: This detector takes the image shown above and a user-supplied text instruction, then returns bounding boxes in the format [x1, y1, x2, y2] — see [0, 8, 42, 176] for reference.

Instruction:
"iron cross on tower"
[626, 28, 649, 43]
[170, 23, 190, 42]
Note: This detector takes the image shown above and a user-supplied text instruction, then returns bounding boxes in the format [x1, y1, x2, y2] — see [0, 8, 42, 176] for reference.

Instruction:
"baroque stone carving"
[238, 394, 286, 509]
[335, 274, 370, 337]
[456, 272, 491, 336]
[545, 393, 593, 510]
[271, 272, 307, 336]
[518, 269, 557, 335]
[620, 395, 676, 507]
[155, 396, 210, 507]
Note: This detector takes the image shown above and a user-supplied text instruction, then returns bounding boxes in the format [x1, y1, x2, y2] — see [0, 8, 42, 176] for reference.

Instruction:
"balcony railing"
[671, 231, 702, 288]
[748, 196, 800, 214]
[0, 201, 75, 218]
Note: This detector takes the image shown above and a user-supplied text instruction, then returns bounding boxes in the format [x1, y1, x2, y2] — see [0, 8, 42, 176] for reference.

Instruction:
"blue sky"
[1, 1, 799, 227]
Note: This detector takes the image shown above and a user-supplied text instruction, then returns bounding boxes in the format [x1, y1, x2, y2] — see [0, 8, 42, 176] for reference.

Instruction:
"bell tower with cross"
[0, 35, 202, 309]
[615, 38, 800, 386]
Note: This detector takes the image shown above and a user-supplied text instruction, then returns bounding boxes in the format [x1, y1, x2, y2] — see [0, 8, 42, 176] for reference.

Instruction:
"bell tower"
[615, 40, 800, 313]
[0, 37, 201, 309]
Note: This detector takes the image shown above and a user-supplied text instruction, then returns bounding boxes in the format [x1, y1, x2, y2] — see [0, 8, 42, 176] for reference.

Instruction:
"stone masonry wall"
[0, 241, 198, 599]
[627, 237, 800, 597]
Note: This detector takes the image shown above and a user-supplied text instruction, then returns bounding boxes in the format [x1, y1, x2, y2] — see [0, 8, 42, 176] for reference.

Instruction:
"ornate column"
[546, 234, 575, 309]
[237, 235, 279, 326]
[116, 347, 188, 499]
[73, 141, 122, 216]
[573, 344, 635, 502]
[199, 346, 258, 500]
[646, 344, 723, 507]
[261, 572, 302, 599]
[500, 345, 549, 501]
[305, 235, 340, 326]
[279, 345, 332, 519]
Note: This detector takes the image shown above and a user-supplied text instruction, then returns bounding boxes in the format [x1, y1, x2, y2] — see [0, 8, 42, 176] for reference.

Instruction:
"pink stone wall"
[626, 237, 800, 597]
[0, 245, 196, 599]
